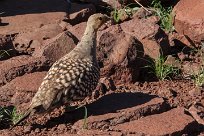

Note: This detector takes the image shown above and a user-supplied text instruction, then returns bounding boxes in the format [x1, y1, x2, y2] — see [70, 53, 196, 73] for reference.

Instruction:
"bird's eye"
[99, 17, 102, 20]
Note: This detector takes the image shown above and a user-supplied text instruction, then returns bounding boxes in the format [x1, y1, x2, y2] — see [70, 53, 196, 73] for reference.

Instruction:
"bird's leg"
[72, 105, 88, 129]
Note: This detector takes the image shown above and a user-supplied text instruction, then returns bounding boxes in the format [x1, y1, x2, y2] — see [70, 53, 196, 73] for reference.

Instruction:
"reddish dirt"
[0, 79, 203, 135]
[128, 80, 203, 108]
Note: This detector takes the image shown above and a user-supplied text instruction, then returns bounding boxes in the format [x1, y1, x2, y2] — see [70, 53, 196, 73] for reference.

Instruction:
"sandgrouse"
[13, 13, 109, 127]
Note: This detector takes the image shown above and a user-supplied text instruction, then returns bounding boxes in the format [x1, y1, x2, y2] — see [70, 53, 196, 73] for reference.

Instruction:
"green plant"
[187, 42, 204, 87]
[0, 49, 11, 59]
[4, 107, 23, 125]
[125, 4, 140, 16]
[192, 67, 204, 87]
[112, 2, 139, 23]
[146, 55, 179, 80]
[112, 8, 121, 23]
[151, 0, 174, 33]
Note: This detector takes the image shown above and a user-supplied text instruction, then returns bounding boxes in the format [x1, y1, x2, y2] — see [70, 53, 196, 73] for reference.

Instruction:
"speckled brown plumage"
[12, 13, 109, 127]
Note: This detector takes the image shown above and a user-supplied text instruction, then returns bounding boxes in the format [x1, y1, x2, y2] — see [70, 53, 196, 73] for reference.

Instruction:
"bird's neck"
[77, 25, 97, 61]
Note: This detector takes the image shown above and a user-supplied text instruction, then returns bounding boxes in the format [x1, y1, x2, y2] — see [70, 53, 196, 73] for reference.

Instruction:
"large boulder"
[33, 31, 77, 63]
[73, 95, 168, 130]
[13, 24, 63, 55]
[97, 25, 144, 85]
[68, 22, 87, 40]
[0, 56, 51, 86]
[69, 3, 96, 25]
[0, 72, 46, 107]
[173, 0, 204, 44]
[121, 15, 171, 60]
[0, 31, 77, 87]
[113, 108, 200, 135]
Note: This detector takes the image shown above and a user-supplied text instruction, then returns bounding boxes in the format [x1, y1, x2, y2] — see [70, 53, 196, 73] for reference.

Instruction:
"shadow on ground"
[0, 0, 107, 17]
[41, 92, 157, 128]
[87, 92, 156, 115]
[0, 0, 69, 17]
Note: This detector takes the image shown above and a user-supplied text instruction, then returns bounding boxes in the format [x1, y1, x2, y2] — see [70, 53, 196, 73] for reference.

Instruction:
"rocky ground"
[0, 0, 204, 135]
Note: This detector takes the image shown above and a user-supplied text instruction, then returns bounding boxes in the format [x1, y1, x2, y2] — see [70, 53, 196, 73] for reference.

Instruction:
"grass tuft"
[146, 55, 179, 80]
[111, 2, 139, 23]
[4, 107, 23, 125]
[151, 0, 175, 33]
[0, 49, 11, 59]
[192, 68, 204, 87]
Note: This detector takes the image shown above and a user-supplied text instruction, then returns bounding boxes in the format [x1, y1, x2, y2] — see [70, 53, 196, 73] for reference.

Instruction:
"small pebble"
[57, 124, 66, 131]
[23, 125, 32, 134]
[34, 128, 40, 133]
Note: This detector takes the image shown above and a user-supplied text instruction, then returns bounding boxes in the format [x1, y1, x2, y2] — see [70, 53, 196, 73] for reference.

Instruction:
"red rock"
[0, 56, 51, 86]
[174, 0, 204, 44]
[182, 61, 201, 77]
[169, 32, 194, 48]
[121, 16, 171, 59]
[0, 0, 68, 34]
[33, 32, 76, 63]
[72, 95, 168, 130]
[69, 22, 87, 40]
[13, 24, 63, 54]
[97, 25, 143, 85]
[9, 72, 47, 105]
[9, 72, 46, 93]
[114, 108, 200, 135]
[0, 71, 47, 107]
[69, 3, 96, 25]
[188, 102, 204, 125]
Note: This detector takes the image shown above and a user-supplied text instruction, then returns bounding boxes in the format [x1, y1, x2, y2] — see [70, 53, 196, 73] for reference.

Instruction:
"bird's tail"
[11, 108, 35, 128]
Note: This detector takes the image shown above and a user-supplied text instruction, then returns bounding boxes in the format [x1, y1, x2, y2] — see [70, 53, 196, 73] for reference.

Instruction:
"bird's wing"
[30, 58, 90, 111]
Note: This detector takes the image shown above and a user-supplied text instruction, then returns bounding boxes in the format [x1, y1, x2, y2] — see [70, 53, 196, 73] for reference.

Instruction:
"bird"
[12, 13, 109, 127]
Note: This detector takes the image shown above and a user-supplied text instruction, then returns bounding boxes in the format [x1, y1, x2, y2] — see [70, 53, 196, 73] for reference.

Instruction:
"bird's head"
[87, 13, 110, 30]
